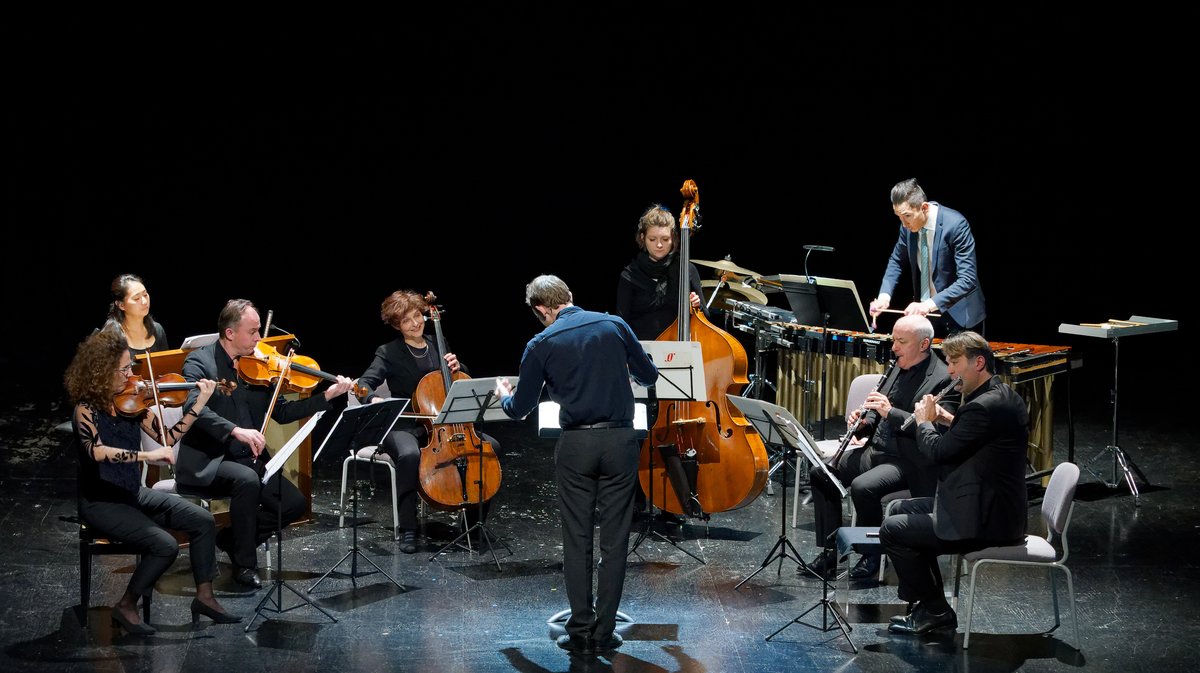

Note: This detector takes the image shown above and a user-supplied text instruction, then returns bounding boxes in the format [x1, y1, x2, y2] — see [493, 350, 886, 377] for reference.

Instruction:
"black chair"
[78, 521, 151, 626]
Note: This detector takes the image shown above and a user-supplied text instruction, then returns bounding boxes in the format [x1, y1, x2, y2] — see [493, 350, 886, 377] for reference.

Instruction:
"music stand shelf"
[1058, 315, 1177, 505]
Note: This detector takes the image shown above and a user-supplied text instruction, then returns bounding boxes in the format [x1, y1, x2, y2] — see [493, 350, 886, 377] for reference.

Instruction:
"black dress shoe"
[398, 529, 418, 554]
[190, 598, 243, 625]
[890, 602, 918, 626]
[849, 553, 881, 580]
[800, 549, 837, 577]
[233, 567, 262, 589]
[888, 604, 958, 635]
[556, 634, 594, 655]
[593, 632, 623, 652]
[111, 609, 155, 636]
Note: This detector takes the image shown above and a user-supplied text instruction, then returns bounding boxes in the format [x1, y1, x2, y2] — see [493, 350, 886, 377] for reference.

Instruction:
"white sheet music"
[262, 411, 324, 484]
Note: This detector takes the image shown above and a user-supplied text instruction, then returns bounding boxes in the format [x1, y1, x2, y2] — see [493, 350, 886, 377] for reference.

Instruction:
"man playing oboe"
[802, 314, 958, 580]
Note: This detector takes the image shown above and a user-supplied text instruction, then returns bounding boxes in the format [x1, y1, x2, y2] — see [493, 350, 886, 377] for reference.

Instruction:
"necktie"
[918, 229, 931, 301]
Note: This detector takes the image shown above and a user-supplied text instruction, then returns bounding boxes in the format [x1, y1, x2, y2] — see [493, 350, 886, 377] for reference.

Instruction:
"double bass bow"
[411, 292, 502, 511]
[639, 179, 770, 519]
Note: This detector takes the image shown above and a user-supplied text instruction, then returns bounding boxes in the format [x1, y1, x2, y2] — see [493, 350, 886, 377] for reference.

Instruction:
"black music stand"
[781, 275, 872, 441]
[246, 414, 337, 632]
[427, 376, 515, 570]
[628, 340, 708, 564]
[731, 400, 855, 651]
[308, 399, 409, 593]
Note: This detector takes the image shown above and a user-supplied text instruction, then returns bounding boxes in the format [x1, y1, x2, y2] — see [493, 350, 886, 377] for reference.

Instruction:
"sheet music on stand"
[633, 341, 706, 402]
[433, 377, 518, 424]
[262, 412, 325, 484]
[313, 398, 410, 462]
[727, 395, 846, 499]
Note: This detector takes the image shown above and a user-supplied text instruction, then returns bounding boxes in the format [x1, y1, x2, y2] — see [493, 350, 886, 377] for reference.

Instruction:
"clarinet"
[826, 358, 898, 471]
[899, 376, 962, 431]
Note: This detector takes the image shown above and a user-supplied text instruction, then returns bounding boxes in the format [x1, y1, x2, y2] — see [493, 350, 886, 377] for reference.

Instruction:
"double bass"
[411, 292, 503, 511]
[639, 179, 770, 518]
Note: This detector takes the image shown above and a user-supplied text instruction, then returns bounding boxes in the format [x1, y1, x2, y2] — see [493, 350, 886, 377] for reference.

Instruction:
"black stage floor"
[1, 396, 1195, 673]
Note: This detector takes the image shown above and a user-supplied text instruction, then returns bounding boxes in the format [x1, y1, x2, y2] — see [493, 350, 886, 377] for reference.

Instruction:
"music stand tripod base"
[247, 413, 339, 631]
[308, 400, 409, 593]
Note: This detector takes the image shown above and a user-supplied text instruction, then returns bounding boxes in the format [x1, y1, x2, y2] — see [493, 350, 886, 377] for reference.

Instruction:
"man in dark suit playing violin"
[804, 314, 956, 580]
[881, 331, 1028, 636]
[175, 299, 356, 589]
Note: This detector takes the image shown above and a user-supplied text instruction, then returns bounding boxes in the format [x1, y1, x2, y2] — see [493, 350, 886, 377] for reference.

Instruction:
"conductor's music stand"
[308, 398, 409, 593]
[1059, 316, 1177, 506]
[427, 376, 516, 570]
[628, 340, 707, 564]
[246, 413, 336, 632]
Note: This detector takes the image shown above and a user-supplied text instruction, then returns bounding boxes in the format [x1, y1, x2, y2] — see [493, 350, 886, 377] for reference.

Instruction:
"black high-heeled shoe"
[112, 609, 156, 636]
[190, 597, 243, 625]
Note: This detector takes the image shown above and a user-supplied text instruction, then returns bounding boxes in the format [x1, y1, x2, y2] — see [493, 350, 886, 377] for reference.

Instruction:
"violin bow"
[255, 347, 294, 462]
[141, 354, 170, 448]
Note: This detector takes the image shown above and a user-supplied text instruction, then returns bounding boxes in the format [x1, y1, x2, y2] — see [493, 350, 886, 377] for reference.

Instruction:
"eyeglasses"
[117, 363, 135, 375]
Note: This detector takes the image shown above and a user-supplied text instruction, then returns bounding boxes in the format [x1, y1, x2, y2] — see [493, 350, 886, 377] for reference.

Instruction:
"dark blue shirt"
[501, 306, 658, 427]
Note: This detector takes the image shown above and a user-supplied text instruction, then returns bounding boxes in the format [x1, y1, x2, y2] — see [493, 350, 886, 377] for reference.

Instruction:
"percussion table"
[1058, 316, 1178, 505]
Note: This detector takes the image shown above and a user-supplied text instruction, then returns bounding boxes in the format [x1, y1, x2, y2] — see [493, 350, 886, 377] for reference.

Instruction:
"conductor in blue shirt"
[495, 274, 658, 656]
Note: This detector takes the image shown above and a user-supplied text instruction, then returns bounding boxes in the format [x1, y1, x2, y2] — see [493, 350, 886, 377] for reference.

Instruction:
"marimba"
[746, 315, 1073, 478]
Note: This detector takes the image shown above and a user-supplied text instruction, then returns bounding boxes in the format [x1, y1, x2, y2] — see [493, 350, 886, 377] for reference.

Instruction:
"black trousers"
[183, 458, 306, 570]
[80, 487, 218, 596]
[555, 426, 639, 643]
[879, 497, 1013, 609]
[809, 445, 934, 552]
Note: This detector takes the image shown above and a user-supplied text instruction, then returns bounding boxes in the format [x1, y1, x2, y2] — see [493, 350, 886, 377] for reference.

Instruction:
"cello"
[411, 292, 503, 511]
[639, 179, 770, 518]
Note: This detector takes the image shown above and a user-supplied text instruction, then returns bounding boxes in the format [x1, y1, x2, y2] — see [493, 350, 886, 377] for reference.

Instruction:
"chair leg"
[1049, 566, 1062, 631]
[963, 558, 982, 649]
[1062, 566, 1081, 651]
[79, 540, 90, 626]
[791, 461, 802, 529]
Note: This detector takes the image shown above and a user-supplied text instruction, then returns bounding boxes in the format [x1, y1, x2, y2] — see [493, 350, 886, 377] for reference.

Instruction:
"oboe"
[827, 358, 898, 470]
[899, 376, 962, 431]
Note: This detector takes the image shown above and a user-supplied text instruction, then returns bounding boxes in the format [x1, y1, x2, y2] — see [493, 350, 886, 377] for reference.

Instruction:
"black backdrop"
[5, 9, 1192, 421]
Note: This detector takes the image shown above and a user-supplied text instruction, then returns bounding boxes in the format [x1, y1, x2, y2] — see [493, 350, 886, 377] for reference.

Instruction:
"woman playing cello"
[355, 290, 502, 554]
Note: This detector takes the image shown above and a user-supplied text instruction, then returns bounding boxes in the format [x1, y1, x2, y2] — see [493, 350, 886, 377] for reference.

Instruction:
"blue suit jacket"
[878, 203, 986, 329]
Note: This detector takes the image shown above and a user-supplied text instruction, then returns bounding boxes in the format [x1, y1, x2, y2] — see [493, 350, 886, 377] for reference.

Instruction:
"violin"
[237, 341, 368, 397]
[412, 292, 502, 511]
[114, 373, 236, 417]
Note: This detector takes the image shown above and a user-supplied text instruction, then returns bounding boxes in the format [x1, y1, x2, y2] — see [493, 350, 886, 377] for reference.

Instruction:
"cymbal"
[692, 258, 762, 278]
[701, 279, 768, 306]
